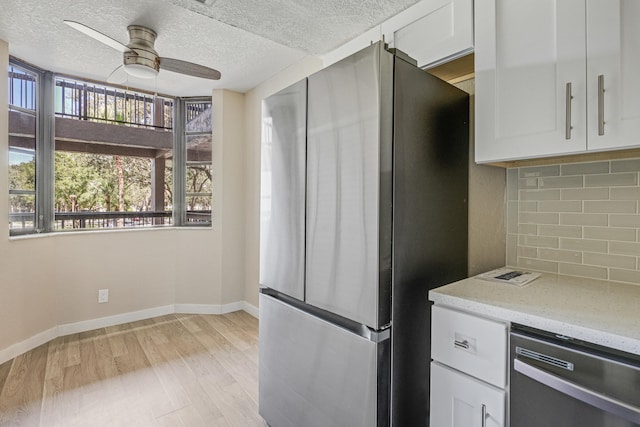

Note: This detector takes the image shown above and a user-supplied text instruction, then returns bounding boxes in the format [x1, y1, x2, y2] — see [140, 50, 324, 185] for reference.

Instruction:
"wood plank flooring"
[0, 312, 267, 427]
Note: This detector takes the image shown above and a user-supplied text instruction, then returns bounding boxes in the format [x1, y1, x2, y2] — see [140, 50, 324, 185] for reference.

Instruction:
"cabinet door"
[430, 362, 505, 427]
[587, 0, 640, 151]
[475, 0, 587, 163]
[382, 0, 473, 68]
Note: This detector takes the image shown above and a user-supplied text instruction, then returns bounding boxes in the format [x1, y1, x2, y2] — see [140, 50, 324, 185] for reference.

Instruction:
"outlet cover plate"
[98, 289, 109, 303]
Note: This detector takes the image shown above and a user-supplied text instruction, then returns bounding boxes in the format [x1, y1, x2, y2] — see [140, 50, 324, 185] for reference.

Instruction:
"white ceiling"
[0, 0, 419, 96]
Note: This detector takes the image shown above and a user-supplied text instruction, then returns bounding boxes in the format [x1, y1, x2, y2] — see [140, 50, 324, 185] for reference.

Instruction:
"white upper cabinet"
[475, 0, 587, 163]
[476, 0, 640, 163]
[323, 0, 473, 68]
[587, 0, 640, 151]
[382, 0, 473, 68]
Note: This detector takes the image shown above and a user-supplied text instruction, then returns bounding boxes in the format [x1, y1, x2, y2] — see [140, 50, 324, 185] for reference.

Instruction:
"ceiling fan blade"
[159, 57, 221, 80]
[106, 65, 128, 84]
[64, 20, 135, 54]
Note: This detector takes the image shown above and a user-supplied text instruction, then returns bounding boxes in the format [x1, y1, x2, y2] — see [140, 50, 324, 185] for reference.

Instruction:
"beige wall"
[215, 89, 247, 305]
[242, 57, 324, 307]
[1, 39, 58, 350]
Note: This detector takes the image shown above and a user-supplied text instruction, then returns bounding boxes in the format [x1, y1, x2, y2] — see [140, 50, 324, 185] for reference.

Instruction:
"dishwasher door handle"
[514, 358, 640, 424]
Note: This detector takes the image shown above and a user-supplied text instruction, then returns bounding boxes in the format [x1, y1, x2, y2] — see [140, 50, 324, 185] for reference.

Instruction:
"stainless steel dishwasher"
[510, 324, 640, 427]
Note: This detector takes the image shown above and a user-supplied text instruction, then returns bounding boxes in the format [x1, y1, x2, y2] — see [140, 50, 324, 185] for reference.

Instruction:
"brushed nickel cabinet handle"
[481, 403, 487, 427]
[598, 74, 605, 135]
[566, 82, 573, 140]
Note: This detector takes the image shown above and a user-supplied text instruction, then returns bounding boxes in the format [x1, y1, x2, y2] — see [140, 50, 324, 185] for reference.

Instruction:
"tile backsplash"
[507, 158, 640, 285]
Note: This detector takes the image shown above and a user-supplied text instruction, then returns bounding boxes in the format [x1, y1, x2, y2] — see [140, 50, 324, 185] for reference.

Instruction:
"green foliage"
[54, 152, 159, 212]
[9, 158, 35, 191]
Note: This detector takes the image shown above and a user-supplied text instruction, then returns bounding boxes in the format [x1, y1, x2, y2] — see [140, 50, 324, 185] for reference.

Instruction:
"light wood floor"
[0, 312, 267, 426]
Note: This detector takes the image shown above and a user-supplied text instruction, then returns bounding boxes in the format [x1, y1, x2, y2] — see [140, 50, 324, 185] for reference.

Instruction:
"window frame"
[8, 58, 212, 235]
[173, 96, 213, 227]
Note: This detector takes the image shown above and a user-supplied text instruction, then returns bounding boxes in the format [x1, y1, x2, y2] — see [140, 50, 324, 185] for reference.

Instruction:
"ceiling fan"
[63, 20, 221, 83]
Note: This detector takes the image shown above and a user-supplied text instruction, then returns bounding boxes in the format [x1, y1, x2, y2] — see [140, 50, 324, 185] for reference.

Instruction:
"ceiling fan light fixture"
[123, 62, 159, 79]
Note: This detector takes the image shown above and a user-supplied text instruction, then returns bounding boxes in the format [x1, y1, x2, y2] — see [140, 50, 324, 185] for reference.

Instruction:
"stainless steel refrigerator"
[259, 41, 469, 427]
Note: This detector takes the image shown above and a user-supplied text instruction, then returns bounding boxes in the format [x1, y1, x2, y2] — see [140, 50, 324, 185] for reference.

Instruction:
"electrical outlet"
[98, 289, 109, 303]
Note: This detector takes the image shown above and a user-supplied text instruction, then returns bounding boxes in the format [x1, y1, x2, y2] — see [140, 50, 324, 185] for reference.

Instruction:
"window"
[8, 64, 38, 234]
[184, 99, 212, 225]
[53, 77, 174, 230]
[7, 58, 212, 235]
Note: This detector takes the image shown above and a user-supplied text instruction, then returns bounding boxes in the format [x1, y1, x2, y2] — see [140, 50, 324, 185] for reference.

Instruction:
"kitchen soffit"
[0, 0, 420, 96]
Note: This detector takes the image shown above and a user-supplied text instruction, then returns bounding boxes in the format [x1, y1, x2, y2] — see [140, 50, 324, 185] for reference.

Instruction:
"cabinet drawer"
[431, 305, 507, 387]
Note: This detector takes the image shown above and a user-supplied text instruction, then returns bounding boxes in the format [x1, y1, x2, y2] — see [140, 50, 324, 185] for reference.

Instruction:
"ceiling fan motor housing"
[123, 25, 160, 77]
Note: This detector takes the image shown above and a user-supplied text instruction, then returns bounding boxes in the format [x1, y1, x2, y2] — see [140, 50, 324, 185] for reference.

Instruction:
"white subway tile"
[583, 200, 637, 214]
[561, 188, 609, 200]
[583, 227, 636, 242]
[520, 189, 561, 201]
[518, 224, 537, 235]
[609, 241, 640, 256]
[507, 234, 517, 266]
[518, 257, 559, 273]
[558, 263, 608, 280]
[610, 187, 640, 200]
[538, 201, 582, 212]
[585, 173, 638, 187]
[538, 225, 582, 238]
[539, 176, 583, 189]
[560, 238, 608, 253]
[519, 235, 559, 248]
[519, 201, 538, 212]
[561, 161, 609, 176]
[583, 252, 636, 269]
[517, 246, 538, 258]
[609, 269, 640, 284]
[611, 159, 640, 173]
[507, 169, 519, 201]
[610, 214, 640, 228]
[560, 213, 607, 226]
[520, 212, 559, 225]
[539, 248, 582, 263]
[518, 178, 538, 189]
[507, 201, 518, 233]
[519, 165, 560, 178]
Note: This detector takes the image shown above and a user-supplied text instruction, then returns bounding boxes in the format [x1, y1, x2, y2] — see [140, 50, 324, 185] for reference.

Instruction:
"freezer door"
[306, 42, 393, 329]
[259, 293, 390, 427]
[260, 80, 307, 299]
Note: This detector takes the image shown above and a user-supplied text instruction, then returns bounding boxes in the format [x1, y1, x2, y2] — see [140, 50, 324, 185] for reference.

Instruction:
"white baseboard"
[57, 305, 175, 336]
[175, 301, 245, 315]
[0, 301, 258, 365]
[0, 326, 59, 366]
[243, 301, 259, 318]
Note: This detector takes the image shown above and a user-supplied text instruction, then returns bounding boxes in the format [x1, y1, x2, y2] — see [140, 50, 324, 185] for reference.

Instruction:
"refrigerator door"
[306, 42, 393, 329]
[259, 292, 390, 427]
[259, 80, 307, 300]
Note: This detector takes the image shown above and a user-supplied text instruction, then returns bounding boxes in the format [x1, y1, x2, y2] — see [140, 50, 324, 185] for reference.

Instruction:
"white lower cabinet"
[431, 306, 507, 426]
[430, 362, 505, 427]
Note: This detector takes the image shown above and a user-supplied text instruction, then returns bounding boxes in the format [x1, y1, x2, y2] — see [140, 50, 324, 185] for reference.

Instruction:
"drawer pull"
[454, 339, 470, 350]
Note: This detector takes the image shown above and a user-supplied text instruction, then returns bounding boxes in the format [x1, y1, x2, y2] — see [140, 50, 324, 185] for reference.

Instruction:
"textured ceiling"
[0, 0, 419, 96]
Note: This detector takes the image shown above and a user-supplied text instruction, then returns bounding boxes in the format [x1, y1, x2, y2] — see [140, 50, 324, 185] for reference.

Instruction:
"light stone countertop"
[428, 271, 640, 356]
